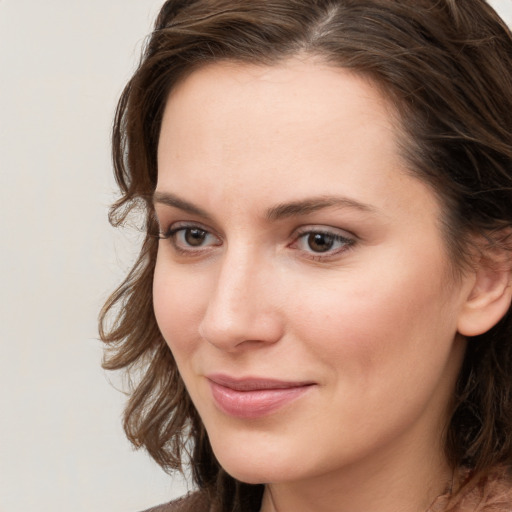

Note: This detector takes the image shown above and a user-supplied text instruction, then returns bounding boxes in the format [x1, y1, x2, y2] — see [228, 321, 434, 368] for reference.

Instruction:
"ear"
[457, 240, 512, 337]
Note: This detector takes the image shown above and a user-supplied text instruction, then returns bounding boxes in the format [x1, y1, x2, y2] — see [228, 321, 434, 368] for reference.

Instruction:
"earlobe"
[457, 249, 512, 337]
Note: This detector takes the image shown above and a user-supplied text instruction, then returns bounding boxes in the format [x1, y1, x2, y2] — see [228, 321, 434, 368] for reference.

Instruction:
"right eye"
[160, 224, 222, 253]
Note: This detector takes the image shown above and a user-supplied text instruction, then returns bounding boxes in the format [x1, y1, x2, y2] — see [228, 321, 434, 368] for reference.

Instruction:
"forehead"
[160, 59, 397, 139]
[159, 61, 397, 179]
[156, 58, 440, 227]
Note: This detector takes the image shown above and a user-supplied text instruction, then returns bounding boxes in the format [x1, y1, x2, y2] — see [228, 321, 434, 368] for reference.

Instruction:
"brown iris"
[185, 228, 208, 246]
[307, 232, 335, 252]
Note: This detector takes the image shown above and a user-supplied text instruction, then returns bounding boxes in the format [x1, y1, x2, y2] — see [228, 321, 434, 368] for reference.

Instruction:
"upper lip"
[206, 374, 315, 391]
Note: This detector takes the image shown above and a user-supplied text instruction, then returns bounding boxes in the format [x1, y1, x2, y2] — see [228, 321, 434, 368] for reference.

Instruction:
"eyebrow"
[153, 191, 377, 221]
[153, 191, 212, 219]
[265, 196, 377, 221]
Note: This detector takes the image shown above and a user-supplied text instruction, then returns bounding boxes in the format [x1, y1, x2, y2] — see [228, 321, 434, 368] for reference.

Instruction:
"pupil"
[185, 228, 206, 246]
[308, 233, 334, 252]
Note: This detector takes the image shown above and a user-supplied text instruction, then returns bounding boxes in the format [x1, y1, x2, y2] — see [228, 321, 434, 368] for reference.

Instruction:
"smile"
[207, 375, 316, 419]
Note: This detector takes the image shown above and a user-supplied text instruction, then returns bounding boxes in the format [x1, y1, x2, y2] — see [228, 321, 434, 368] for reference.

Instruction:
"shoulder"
[478, 470, 512, 511]
[139, 490, 211, 512]
[459, 467, 512, 511]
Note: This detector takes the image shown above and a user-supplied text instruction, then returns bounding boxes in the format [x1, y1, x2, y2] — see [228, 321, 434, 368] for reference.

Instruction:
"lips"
[207, 374, 315, 419]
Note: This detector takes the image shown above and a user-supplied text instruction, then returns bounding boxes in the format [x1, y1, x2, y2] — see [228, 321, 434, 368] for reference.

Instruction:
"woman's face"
[153, 60, 472, 488]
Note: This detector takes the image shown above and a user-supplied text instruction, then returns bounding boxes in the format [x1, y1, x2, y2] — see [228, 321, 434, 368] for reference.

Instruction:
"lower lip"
[209, 381, 313, 419]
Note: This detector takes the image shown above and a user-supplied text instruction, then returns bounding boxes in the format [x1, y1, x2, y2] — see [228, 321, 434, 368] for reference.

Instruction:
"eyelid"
[293, 224, 355, 239]
[158, 220, 216, 239]
[158, 221, 222, 257]
[290, 225, 356, 259]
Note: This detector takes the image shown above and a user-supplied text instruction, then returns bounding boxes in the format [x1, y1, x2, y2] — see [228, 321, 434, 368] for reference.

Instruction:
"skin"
[153, 59, 479, 512]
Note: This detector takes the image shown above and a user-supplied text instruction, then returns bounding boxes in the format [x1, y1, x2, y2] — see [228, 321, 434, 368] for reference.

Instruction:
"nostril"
[198, 302, 284, 352]
[197, 255, 285, 350]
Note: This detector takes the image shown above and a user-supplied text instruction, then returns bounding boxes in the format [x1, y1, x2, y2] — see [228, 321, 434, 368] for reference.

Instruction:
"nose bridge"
[199, 242, 282, 350]
[215, 246, 255, 316]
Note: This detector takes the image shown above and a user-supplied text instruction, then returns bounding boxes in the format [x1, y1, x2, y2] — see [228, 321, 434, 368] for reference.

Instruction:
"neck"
[260, 431, 453, 512]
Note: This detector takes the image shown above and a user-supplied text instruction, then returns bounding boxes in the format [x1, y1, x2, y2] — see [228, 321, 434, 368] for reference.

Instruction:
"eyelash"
[158, 223, 355, 260]
[291, 228, 355, 260]
[159, 223, 221, 255]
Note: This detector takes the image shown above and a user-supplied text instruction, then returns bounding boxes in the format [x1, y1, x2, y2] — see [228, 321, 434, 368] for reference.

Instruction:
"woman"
[100, 1, 512, 511]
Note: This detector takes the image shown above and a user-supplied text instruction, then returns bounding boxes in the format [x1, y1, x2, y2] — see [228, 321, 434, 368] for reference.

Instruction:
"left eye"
[160, 225, 221, 251]
[179, 227, 209, 247]
[295, 230, 353, 254]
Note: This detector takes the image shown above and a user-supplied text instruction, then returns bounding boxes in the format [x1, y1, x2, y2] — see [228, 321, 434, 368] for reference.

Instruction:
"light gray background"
[0, 1, 511, 511]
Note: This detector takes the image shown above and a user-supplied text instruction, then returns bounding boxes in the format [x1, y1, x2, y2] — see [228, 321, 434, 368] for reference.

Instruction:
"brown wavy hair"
[99, 1, 512, 510]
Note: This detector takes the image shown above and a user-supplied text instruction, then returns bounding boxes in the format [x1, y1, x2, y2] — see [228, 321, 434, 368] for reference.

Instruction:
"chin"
[218, 459, 288, 485]
[224, 469, 269, 485]
[209, 437, 314, 485]
[211, 446, 275, 483]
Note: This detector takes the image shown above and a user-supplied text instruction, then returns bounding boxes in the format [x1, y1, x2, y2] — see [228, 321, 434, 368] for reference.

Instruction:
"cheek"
[152, 256, 205, 356]
[286, 253, 458, 384]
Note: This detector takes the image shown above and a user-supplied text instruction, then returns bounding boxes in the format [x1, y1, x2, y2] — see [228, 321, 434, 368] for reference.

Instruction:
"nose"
[198, 248, 284, 352]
